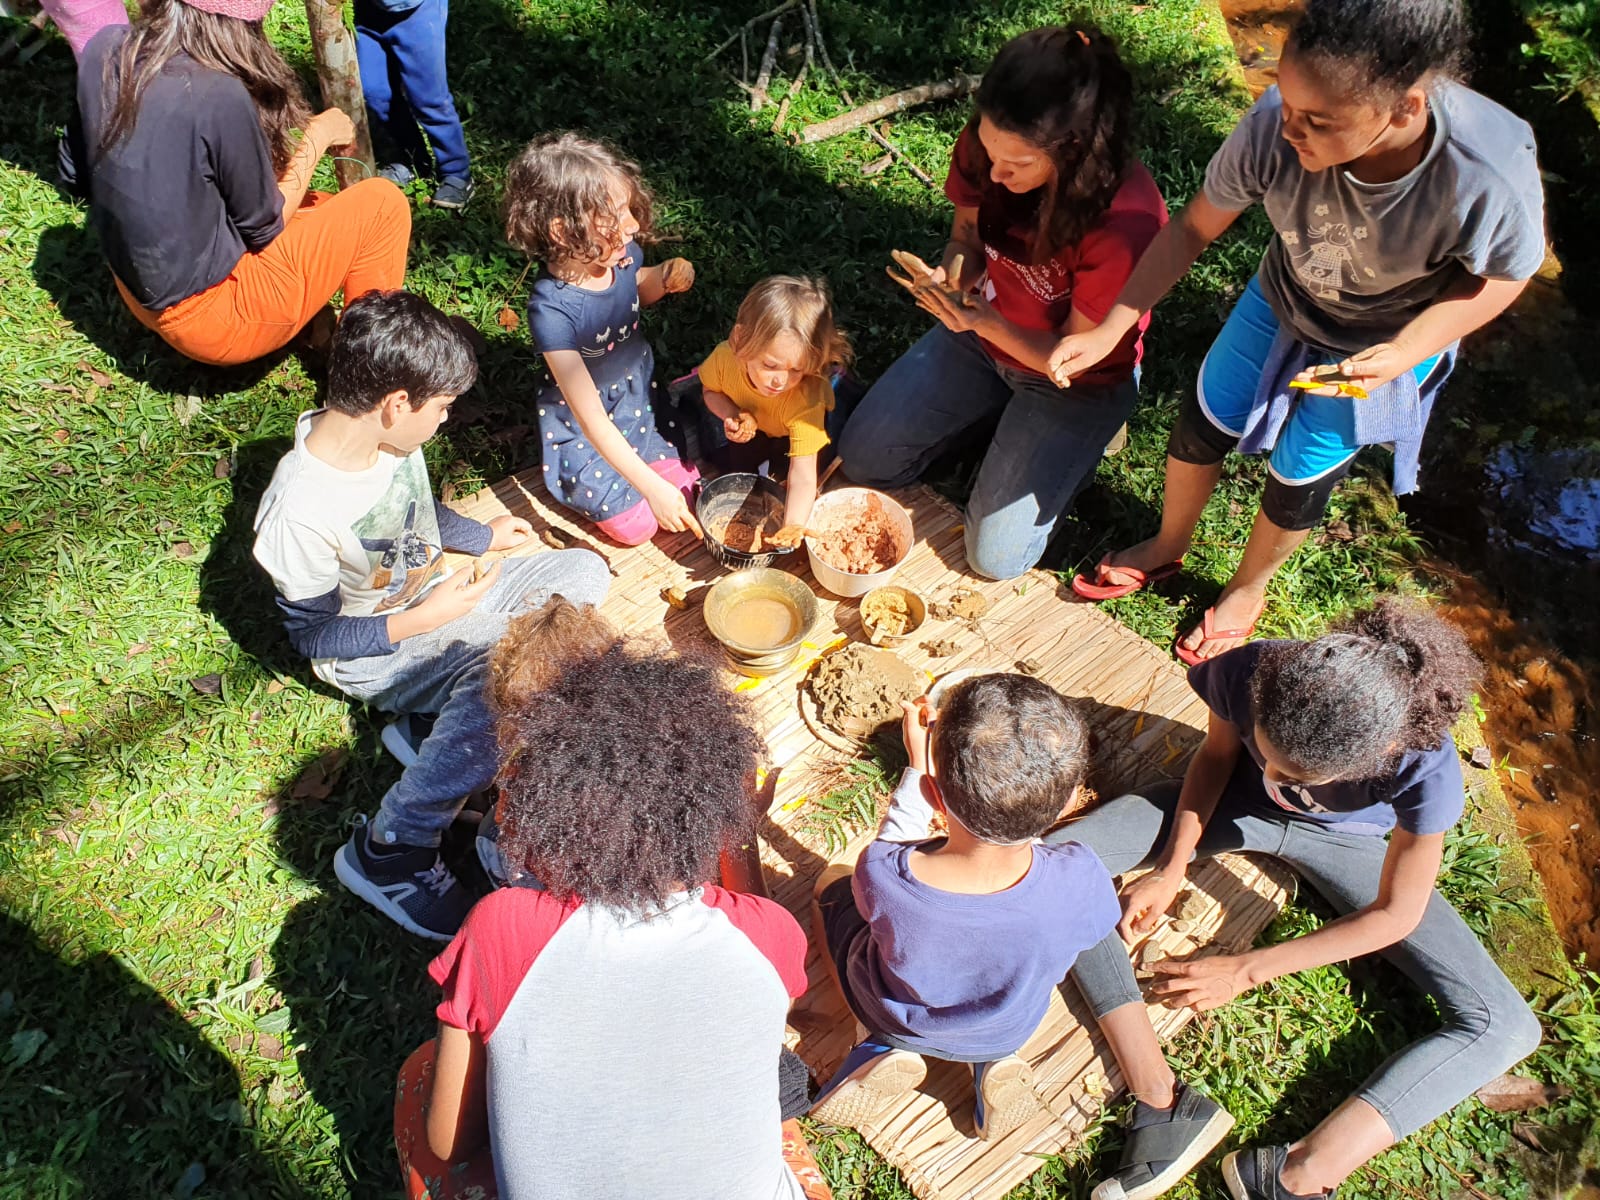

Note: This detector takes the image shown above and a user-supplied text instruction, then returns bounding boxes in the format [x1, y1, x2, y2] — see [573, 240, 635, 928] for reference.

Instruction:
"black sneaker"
[1092, 1082, 1235, 1200]
[333, 823, 473, 941]
[1221, 1145, 1330, 1200]
[432, 175, 475, 211]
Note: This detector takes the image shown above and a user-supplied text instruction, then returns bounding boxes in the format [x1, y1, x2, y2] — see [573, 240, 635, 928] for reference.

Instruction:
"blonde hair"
[728, 276, 853, 378]
[488, 595, 619, 748]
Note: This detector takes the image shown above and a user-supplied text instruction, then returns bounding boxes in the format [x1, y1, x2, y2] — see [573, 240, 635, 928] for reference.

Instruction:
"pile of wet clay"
[813, 494, 902, 574]
[709, 491, 784, 553]
[809, 644, 923, 737]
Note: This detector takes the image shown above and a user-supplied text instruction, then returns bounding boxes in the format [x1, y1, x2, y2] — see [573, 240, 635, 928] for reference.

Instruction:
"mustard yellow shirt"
[698, 341, 832, 458]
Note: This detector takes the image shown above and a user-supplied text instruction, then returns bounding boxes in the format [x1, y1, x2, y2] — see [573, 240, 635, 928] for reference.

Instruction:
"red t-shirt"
[944, 126, 1169, 385]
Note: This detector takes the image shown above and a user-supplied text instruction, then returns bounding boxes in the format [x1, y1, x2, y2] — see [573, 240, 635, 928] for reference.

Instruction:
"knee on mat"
[962, 521, 1032, 582]
[836, 424, 913, 489]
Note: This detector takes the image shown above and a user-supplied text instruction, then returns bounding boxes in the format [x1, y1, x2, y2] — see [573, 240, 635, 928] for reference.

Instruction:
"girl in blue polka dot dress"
[505, 133, 703, 545]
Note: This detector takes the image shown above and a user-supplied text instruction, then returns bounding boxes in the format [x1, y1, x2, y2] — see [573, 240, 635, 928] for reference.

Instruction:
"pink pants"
[593, 458, 700, 547]
[39, 0, 127, 58]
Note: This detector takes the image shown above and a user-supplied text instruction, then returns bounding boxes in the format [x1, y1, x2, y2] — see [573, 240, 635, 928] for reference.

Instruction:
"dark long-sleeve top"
[60, 25, 285, 311]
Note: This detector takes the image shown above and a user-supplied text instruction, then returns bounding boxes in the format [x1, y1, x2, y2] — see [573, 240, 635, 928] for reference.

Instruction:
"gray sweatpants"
[1050, 782, 1542, 1140]
[332, 550, 611, 847]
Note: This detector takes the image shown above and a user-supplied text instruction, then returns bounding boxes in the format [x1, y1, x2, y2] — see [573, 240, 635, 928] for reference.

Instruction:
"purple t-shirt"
[842, 771, 1121, 1060]
[1189, 642, 1465, 836]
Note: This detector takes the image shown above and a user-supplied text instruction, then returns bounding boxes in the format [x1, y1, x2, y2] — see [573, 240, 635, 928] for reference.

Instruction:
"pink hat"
[180, 0, 278, 21]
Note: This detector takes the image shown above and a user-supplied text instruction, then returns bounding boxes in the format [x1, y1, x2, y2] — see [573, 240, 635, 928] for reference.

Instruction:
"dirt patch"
[1219, 0, 1299, 96]
[709, 491, 783, 554]
[809, 644, 924, 738]
[812, 494, 903, 574]
[1438, 572, 1600, 963]
[929, 588, 989, 622]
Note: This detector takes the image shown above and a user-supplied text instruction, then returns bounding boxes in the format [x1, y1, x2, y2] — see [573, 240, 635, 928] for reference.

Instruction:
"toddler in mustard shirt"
[698, 276, 852, 533]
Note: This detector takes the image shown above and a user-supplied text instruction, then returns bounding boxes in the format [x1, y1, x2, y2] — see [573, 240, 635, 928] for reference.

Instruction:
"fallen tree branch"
[771, 2, 816, 133]
[704, 0, 798, 64]
[750, 16, 784, 111]
[796, 73, 981, 143]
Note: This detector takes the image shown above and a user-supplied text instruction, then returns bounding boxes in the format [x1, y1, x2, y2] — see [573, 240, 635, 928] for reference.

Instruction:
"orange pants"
[393, 1041, 833, 1200]
[115, 177, 410, 366]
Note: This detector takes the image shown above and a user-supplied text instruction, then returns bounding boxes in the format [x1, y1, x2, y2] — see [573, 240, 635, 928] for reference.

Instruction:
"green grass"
[2, 1, 1598, 1197]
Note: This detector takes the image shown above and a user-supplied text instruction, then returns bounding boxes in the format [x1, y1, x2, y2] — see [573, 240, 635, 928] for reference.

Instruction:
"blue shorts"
[1197, 278, 1445, 485]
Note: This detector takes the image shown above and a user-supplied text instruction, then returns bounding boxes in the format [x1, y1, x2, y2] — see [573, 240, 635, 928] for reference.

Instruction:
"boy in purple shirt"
[810, 673, 1121, 1141]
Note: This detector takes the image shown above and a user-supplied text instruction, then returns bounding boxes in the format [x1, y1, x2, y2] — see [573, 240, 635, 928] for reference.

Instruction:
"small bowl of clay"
[804, 487, 914, 599]
[696, 473, 795, 571]
[859, 584, 927, 647]
[702, 567, 817, 676]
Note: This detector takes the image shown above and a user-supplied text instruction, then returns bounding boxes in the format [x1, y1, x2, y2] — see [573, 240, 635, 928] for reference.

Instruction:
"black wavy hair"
[1250, 599, 1482, 781]
[326, 291, 478, 415]
[932, 673, 1090, 844]
[496, 643, 764, 911]
[1287, 0, 1471, 103]
[970, 24, 1134, 260]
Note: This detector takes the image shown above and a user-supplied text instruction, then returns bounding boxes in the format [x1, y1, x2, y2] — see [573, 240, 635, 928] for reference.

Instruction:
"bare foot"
[1177, 587, 1267, 660]
[1095, 536, 1187, 588]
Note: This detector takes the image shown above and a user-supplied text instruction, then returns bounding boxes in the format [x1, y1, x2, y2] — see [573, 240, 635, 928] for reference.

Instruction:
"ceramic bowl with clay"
[859, 584, 927, 647]
[803, 487, 914, 599]
[703, 567, 817, 676]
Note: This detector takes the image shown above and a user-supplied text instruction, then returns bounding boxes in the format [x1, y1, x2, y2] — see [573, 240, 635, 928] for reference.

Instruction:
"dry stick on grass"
[861, 153, 895, 176]
[770, 2, 817, 133]
[796, 73, 981, 143]
[750, 15, 784, 111]
[806, 0, 935, 187]
[704, 0, 798, 64]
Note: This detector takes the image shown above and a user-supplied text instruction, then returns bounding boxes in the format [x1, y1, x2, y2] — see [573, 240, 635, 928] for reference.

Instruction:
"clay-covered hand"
[1146, 955, 1253, 1013]
[900, 697, 933, 774]
[309, 108, 357, 151]
[661, 258, 696, 294]
[644, 474, 704, 538]
[486, 514, 533, 550]
[723, 410, 758, 443]
[766, 524, 808, 548]
[1116, 869, 1184, 943]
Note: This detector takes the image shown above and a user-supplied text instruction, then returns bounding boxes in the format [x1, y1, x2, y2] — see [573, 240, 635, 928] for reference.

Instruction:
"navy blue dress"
[525, 243, 684, 521]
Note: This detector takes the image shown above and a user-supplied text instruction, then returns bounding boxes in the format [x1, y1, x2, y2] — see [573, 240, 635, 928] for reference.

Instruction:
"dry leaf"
[172, 541, 195, 558]
[189, 673, 223, 695]
[126, 642, 151, 657]
[1469, 745, 1494, 770]
[496, 307, 520, 331]
[40, 382, 76, 395]
[49, 462, 74, 476]
[3, 520, 20, 534]
[440, 481, 457, 502]
[214, 457, 231, 479]
[1475, 1074, 1569, 1112]
[1324, 518, 1354, 542]
[290, 749, 349, 803]
[174, 393, 202, 426]
[75, 360, 114, 388]
[265, 679, 285, 695]
[51, 428, 69, 443]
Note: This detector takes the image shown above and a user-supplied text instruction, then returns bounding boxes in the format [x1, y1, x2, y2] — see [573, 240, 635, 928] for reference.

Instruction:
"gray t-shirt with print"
[1204, 81, 1545, 354]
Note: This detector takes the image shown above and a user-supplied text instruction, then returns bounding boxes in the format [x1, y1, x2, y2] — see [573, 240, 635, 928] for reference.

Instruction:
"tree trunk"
[302, 0, 375, 189]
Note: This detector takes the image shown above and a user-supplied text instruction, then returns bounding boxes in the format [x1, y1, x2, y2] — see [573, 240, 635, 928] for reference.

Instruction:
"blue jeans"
[331, 551, 610, 846]
[838, 327, 1137, 580]
[1053, 782, 1542, 1141]
[354, 0, 471, 181]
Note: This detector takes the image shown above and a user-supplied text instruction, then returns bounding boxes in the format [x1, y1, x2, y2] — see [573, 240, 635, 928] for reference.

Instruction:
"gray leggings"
[1049, 782, 1542, 1140]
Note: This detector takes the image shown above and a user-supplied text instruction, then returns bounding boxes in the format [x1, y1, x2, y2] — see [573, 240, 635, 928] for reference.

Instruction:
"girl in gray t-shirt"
[1050, 0, 1544, 675]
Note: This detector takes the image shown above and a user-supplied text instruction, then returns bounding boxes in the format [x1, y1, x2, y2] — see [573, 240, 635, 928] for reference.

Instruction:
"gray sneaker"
[333, 823, 472, 941]
[378, 162, 418, 187]
[432, 175, 476, 210]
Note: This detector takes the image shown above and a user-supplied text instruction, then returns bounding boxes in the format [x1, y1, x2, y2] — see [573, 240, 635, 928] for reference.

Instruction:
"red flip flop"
[1071, 556, 1183, 601]
[1175, 604, 1264, 667]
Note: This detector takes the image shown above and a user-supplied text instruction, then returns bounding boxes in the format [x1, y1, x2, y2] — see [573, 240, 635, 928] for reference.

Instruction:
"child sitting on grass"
[697, 275, 853, 539]
[252, 290, 610, 942]
[505, 132, 704, 547]
[394, 642, 831, 1200]
[810, 673, 1122, 1142]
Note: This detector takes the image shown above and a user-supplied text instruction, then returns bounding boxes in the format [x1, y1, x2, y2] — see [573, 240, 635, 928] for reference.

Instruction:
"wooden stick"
[817, 455, 846, 492]
[750, 15, 784, 111]
[770, 3, 816, 133]
[704, 0, 798, 63]
[861, 153, 895, 176]
[796, 74, 980, 143]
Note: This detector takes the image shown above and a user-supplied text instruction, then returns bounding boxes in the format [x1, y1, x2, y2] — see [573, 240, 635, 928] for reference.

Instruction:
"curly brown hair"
[503, 132, 657, 267]
[487, 596, 619, 749]
[495, 642, 764, 910]
[1250, 598, 1482, 781]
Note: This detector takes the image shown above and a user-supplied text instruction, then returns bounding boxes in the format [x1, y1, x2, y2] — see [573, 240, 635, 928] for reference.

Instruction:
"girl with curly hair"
[504, 133, 704, 548]
[393, 641, 831, 1200]
[839, 24, 1168, 581]
[1047, 601, 1541, 1200]
[1055, 0, 1544, 667]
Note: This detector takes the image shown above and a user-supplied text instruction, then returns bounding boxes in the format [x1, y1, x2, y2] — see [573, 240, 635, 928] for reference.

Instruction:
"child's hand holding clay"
[661, 257, 696, 294]
[723, 410, 758, 443]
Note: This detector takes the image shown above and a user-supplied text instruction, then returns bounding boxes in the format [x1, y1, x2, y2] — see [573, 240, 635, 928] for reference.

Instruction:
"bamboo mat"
[451, 471, 1293, 1200]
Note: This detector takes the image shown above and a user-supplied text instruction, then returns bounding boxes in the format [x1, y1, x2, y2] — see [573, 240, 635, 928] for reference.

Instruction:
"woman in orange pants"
[60, 0, 411, 367]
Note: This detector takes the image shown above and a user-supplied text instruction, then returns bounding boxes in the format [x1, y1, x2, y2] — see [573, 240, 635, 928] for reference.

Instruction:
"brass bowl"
[703, 568, 818, 676]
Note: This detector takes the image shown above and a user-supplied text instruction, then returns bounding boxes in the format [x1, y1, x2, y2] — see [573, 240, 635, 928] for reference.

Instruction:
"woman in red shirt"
[838, 25, 1168, 580]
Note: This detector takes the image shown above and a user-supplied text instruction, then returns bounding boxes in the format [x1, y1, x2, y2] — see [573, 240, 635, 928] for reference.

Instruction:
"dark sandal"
[1091, 1083, 1235, 1200]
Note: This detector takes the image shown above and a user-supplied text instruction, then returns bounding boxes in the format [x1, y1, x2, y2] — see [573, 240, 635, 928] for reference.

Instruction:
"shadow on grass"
[0, 911, 317, 1199]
